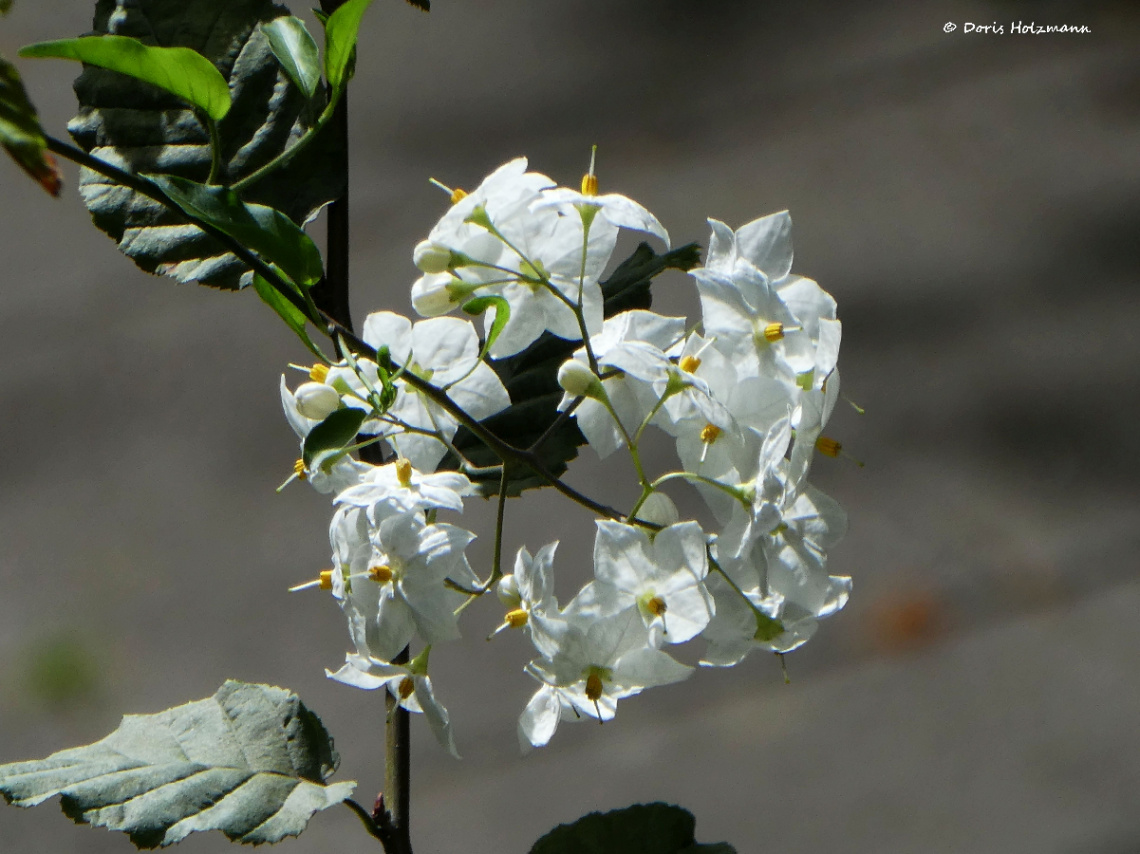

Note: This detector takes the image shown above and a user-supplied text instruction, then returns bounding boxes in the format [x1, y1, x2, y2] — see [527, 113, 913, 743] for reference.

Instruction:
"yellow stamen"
[309, 363, 329, 383]
[679, 354, 702, 374]
[505, 608, 528, 628]
[700, 423, 722, 444]
[395, 458, 414, 487]
[369, 565, 393, 584]
[450, 188, 467, 204]
[580, 144, 598, 196]
[319, 570, 333, 590]
[585, 671, 603, 702]
[763, 322, 785, 343]
[293, 459, 307, 481]
[398, 676, 415, 699]
[815, 436, 842, 458]
[646, 596, 667, 617]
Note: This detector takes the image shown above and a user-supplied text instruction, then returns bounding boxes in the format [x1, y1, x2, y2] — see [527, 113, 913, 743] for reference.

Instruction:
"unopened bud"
[496, 574, 521, 607]
[637, 492, 680, 527]
[413, 240, 453, 274]
[557, 360, 603, 399]
[294, 382, 340, 420]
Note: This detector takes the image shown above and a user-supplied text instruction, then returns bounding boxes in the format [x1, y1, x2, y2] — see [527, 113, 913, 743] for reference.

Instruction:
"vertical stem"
[314, 3, 411, 852]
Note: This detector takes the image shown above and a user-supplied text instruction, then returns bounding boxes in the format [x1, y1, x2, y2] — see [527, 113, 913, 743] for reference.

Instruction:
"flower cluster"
[281, 157, 852, 755]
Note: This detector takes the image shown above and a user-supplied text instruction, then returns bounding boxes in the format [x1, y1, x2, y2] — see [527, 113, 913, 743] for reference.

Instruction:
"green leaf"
[262, 16, 321, 100]
[530, 803, 736, 854]
[65, 0, 346, 290]
[20, 36, 231, 122]
[0, 55, 63, 196]
[303, 407, 367, 467]
[462, 295, 511, 361]
[149, 175, 323, 286]
[441, 242, 699, 498]
[253, 272, 326, 361]
[324, 0, 374, 91]
[0, 680, 355, 848]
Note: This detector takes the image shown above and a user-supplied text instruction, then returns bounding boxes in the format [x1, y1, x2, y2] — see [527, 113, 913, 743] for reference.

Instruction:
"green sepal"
[303, 407, 367, 467]
[262, 16, 322, 100]
[20, 35, 231, 121]
[148, 175, 324, 286]
[753, 611, 785, 642]
[461, 295, 511, 361]
[324, 0, 374, 91]
[0, 55, 62, 196]
[0, 680, 354, 848]
[252, 272, 327, 362]
[530, 803, 736, 854]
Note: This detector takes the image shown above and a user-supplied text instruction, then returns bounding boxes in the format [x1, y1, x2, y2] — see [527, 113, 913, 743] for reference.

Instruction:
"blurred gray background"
[2, 0, 1139, 851]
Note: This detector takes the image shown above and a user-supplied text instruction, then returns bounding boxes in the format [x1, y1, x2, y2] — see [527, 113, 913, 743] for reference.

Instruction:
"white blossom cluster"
[280, 158, 852, 755]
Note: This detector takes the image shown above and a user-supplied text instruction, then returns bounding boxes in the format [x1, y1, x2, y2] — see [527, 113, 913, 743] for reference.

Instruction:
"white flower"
[533, 186, 671, 248]
[280, 376, 372, 495]
[361, 312, 510, 472]
[335, 458, 474, 524]
[491, 542, 562, 656]
[327, 651, 459, 758]
[334, 510, 476, 661]
[521, 609, 692, 743]
[568, 520, 713, 646]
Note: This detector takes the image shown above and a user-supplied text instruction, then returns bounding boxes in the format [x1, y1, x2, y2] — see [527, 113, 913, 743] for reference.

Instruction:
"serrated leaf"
[303, 407, 367, 466]
[253, 272, 326, 360]
[324, 0, 374, 91]
[262, 17, 321, 100]
[149, 175, 323, 285]
[0, 680, 355, 848]
[0, 55, 63, 196]
[530, 803, 734, 854]
[65, 0, 346, 290]
[20, 36, 232, 122]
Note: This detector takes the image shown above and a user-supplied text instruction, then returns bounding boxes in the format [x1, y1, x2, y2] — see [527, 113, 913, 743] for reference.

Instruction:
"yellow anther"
[770, 522, 789, 536]
[585, 671, 604, 702]
[700, 423, 722, 444]
[646, 596, 667, 617]
[398, 676, 415, 699]
[309, 363, 329, 383]
[763, 322, 785, 343]
[816, 436, 842, 458]
[679, 355, 702, 373]
[505, 608, 529, 628]
[293, 459, 308, 481]
[318, 570, 334, 590]
[395, 458, 414, 487]
[450, 188, 467, 204]
[369, 565, 393, 584]
[580, 172, 598, 196]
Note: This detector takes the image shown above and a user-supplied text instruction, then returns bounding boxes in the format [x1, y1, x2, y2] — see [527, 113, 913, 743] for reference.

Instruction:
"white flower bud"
[413, 240, 453, 274]
[557, 360, 603, 399]
[637, 492, 680, 527]
[496, 574, 521, 607]
[294, 382, 340, 420]
[411, 274, 460, 317]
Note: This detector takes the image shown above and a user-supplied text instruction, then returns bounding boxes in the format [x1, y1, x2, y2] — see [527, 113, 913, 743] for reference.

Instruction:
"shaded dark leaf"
[66, 0, 345, 290]
[530, 803, 735, 854]
[304, 407, 366, 467]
